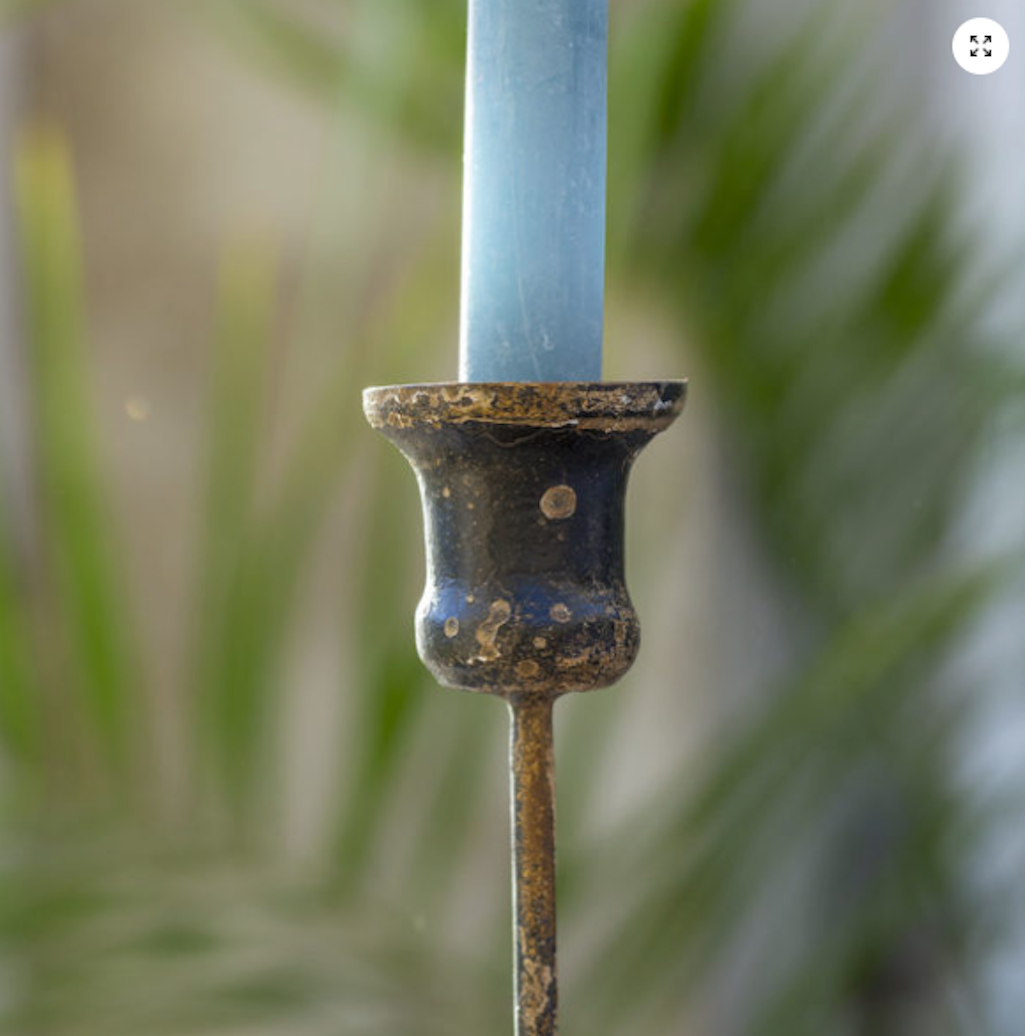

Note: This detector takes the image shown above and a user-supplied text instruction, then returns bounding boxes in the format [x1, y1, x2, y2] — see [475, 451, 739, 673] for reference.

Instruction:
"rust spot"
[444, 618, 459, 638]
[540, 484, 577, 521]
[519, 955, 555, 1033]
[550, 603, 572, 624]
[557, 652, 588, 669]
[516, 659, 540, 679]
[441, 486, 451, 498]
[476, 599, 512, 662]
[533, 637, 548, 650]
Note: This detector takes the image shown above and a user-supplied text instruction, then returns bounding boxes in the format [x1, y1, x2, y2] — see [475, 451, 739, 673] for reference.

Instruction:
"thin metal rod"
[509, 695, 558, 1036]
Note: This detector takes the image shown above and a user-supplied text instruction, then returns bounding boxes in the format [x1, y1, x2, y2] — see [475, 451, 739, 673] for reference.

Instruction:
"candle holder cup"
[362, 380, 685, 1036]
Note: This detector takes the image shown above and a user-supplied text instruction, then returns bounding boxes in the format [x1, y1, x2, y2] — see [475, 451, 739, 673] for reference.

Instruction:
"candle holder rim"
[363, 379, 687, 431]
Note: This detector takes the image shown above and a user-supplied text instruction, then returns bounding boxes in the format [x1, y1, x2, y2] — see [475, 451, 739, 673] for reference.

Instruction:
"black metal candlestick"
[363, 380, 685, 1035]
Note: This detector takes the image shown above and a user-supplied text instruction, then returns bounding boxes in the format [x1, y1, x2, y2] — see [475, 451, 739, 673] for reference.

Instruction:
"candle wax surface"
[459, 0, 608, 383]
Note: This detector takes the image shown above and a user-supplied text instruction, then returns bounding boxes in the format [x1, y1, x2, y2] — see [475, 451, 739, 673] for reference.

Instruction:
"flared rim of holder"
[362, 380, 687, 431]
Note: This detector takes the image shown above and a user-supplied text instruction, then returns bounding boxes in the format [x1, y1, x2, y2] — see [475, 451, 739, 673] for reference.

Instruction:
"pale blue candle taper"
[459, 0, 608, 383]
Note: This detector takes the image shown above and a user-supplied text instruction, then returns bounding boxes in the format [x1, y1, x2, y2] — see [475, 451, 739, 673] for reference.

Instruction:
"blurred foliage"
[0, 0, 1021, 1034]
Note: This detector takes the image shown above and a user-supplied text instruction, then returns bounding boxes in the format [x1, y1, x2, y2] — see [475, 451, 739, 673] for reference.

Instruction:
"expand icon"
[954, 18, 1010, 74]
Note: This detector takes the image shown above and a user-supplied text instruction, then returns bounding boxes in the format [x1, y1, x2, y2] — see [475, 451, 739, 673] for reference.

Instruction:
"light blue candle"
[459, 0, 608, 383]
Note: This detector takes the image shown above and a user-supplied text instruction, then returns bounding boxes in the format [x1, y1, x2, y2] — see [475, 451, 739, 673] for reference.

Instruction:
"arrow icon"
[971, 34, 979, 43]
[971, 48, 979, 56]
[984, 35, 993, 43]
[985, 48, 993, 57]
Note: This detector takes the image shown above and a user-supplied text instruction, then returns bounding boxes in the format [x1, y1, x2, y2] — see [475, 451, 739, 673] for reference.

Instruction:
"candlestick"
[459, 0, 609, 382]
[363, 381, 685, 1034]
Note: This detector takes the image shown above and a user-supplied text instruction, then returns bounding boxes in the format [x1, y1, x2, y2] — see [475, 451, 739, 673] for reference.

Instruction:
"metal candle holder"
[363, 380, 685, 1035]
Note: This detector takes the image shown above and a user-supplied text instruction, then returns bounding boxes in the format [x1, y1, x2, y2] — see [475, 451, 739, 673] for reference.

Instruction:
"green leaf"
[0, 484, 39, 764]
[14, 126, 139, 780]
[189, 240, 277, 817]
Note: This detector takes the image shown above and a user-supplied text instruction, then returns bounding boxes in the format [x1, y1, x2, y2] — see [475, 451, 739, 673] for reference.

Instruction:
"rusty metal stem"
[509, 695, 558, 1036]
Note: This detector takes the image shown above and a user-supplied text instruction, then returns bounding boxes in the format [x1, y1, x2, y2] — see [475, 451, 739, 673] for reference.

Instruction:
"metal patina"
[363, 380, 685, 1035]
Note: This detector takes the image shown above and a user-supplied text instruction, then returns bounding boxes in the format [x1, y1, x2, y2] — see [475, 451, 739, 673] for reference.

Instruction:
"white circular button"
[953, 18, 1010, 75]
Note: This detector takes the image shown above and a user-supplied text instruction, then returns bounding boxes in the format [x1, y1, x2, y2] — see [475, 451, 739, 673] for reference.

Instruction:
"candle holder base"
[362, 381, 686, 700]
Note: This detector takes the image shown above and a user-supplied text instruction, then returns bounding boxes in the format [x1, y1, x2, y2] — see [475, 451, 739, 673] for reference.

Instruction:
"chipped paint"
[476, 599, 512, 662]
[540, 484, 577, 521]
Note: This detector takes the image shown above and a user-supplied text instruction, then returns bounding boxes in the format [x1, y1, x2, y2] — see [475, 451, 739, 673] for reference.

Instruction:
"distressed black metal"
[363, 380, 685, 1036]
[362, 381, 686, 700]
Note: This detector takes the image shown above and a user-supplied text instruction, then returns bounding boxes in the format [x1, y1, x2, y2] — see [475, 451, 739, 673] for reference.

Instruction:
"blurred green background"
[0, 1, 1023, 1033]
